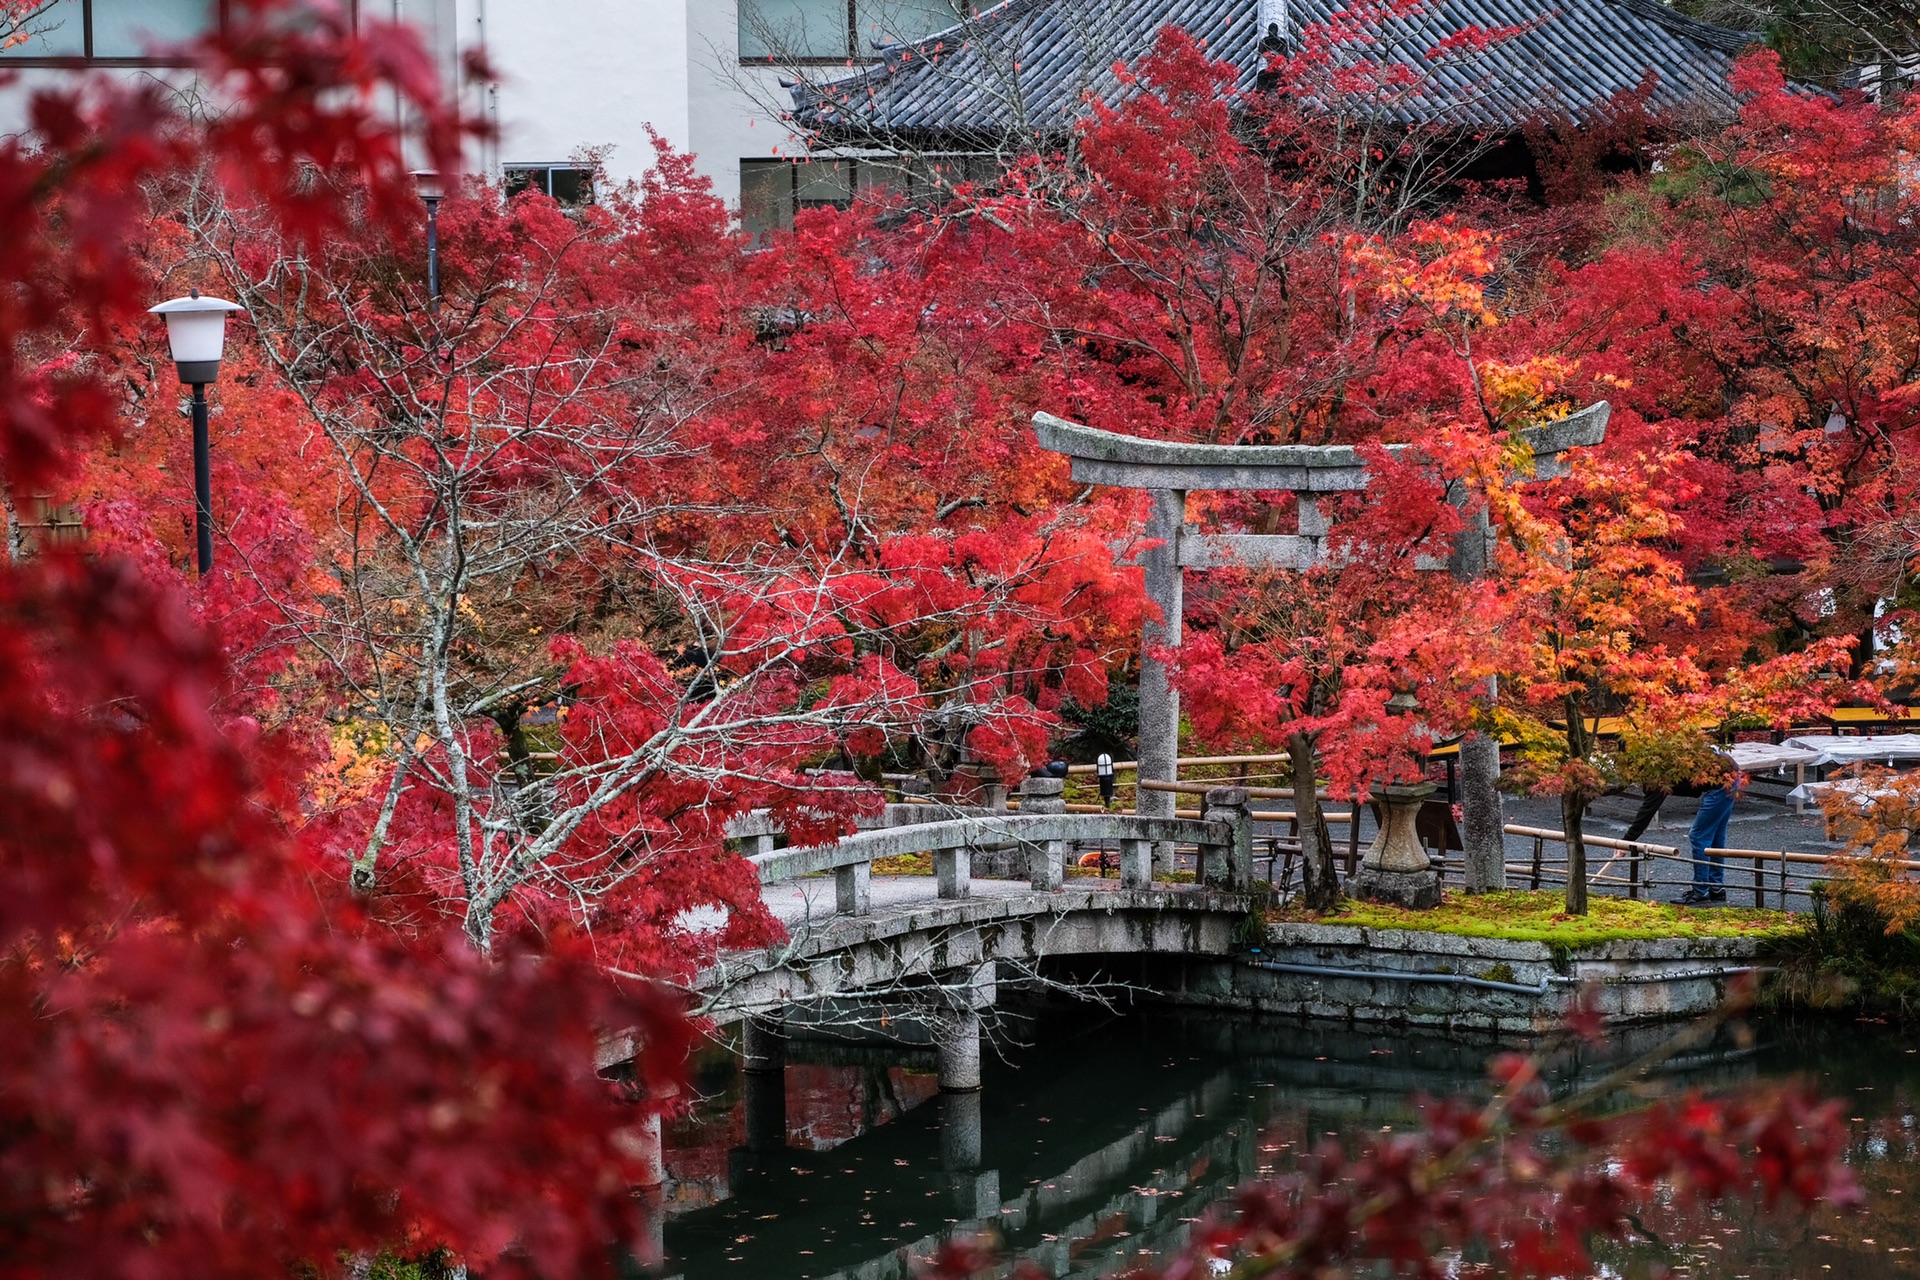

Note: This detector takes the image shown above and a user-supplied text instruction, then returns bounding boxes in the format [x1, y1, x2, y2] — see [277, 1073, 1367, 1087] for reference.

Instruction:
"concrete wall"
[1127, 923, 1773, 1034]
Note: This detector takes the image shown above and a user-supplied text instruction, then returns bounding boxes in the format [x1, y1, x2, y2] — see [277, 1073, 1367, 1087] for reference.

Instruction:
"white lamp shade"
[149, 293, 244, 381]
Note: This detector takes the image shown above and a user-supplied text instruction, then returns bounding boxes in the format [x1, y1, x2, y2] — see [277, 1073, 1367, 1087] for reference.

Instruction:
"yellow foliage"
[307, 721, 393, 812]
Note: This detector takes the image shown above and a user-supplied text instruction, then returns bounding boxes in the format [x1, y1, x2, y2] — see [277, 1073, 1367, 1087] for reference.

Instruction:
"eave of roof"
[786, 0, 1761, 140]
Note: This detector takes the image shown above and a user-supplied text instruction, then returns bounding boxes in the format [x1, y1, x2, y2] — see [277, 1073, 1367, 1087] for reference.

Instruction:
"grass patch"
[872, 852, 933, 875]
[1272, 890, 1805, 946]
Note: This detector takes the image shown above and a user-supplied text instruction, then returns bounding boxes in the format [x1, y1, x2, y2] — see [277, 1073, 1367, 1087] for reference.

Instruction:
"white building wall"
[456, 0, 799, 207]
[0, 2, 812, 219]
[461, 0, 690, 185]
[684, 0, 802, 211]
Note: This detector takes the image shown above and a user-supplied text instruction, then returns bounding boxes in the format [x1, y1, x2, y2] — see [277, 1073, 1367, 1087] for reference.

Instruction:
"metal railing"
[1496, 823, 1918, 908]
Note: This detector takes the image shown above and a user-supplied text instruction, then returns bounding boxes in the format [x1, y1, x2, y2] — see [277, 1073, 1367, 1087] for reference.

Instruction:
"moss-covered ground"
[1272, 890, 1805, 946]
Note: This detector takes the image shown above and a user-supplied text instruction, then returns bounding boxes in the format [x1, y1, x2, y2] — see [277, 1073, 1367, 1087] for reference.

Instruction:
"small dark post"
[190, 382, 212, 576]
[412, 169, 446, 311]
[425, 199, 441, 303]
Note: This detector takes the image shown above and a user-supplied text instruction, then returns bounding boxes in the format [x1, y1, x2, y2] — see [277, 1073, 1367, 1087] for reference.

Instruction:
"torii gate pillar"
[1034, 405, 1609, 895]
[1137, 488, 1186, 859]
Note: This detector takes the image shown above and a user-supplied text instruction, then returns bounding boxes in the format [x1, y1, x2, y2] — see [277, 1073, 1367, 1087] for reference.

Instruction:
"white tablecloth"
[1788, 776, 1902, 811]
[1725, 742, 1825, 772]
[1783, 734, 1920, 766]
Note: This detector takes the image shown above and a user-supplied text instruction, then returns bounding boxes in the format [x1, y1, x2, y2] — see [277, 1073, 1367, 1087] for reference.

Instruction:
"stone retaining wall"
[1128, 922, 1769, 1034]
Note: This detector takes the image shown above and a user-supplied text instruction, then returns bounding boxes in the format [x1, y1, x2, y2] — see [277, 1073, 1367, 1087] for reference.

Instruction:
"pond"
[656, 1008, 1919, 1279]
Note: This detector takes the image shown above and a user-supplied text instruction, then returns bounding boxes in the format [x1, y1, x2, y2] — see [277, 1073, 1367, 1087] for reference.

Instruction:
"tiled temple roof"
[787, 0, 1759, 142]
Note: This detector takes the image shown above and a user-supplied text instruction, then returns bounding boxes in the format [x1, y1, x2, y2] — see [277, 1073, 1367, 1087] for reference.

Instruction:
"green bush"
[1764, 884, 1920, 1018]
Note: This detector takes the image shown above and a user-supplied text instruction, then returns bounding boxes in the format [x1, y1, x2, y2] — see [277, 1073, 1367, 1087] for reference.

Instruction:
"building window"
[739, 0, 977, 63]
[503, 165, 596, 206]
[741, 158, 858, 238]
[1, 0, 222, 64]
[739, 154, 997, 238]
[1, 2, 360, 65]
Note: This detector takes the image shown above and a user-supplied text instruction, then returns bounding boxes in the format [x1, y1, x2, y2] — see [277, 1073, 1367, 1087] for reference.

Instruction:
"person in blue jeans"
[1678, 781, 1737, 904]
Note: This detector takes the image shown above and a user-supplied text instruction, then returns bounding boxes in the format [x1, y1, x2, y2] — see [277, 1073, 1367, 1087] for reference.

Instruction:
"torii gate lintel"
[1031, 402, 1611, 888]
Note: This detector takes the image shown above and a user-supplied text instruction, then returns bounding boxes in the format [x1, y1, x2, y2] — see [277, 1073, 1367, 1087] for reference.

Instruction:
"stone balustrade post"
[1019, 776, 1068, 890]
[747, 832, 775, 858]
[980, 767, 1009, 812]
[1119, 836, 1153, 889]
[1201, 786, 1253, 891]
[835, 860, 871, 914]
[935, 845, 971, 899]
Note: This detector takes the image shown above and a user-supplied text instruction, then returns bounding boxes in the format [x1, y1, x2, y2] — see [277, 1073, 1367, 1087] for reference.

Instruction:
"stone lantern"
[1347, 691, 1443, 909]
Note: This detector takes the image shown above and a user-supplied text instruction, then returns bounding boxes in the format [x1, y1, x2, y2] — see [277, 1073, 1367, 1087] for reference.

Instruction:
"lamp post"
[149, 289, 244, 576]
[411, 169, 444, 305]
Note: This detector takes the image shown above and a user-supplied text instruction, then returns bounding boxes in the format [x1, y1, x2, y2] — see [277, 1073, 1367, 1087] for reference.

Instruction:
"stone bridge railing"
[742, 786, 1258, 919]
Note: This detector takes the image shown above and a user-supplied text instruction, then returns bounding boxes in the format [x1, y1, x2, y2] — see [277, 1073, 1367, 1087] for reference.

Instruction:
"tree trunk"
[1291, 731, 1341, 911]
[1562, 789, 1588, 916]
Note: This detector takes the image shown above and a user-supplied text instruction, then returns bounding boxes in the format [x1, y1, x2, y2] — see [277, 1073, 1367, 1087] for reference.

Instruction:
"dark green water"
[658, 1010, 1919, 1279]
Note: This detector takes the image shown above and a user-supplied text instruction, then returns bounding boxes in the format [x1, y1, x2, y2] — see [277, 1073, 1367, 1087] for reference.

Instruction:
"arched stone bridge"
[685, 797, 1263, 1091]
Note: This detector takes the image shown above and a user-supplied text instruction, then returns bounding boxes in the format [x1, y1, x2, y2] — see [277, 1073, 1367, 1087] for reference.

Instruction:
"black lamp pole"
[150, 289, 243, 578]
[190, 381, 213, 575]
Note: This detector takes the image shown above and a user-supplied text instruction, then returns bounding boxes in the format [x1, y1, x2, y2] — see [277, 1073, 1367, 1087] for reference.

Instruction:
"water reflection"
[655, 1012, 1918, 1279]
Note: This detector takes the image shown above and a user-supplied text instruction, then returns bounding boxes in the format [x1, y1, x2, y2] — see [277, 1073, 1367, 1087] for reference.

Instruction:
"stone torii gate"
[1032, 402, 1610, 891]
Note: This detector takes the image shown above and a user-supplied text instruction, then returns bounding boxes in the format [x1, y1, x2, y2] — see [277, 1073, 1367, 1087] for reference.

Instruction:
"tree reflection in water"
[651, 1012, 1914, 1280]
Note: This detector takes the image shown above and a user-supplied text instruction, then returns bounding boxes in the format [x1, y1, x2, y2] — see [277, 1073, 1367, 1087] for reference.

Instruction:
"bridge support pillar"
[936, 964, 994, 1091]
[938, 1008, 982, 1091]
[937, 1090, 999, 1216]
[737, 1017, 788, 1156]
[630, 1110, 666, 1188]
[634, 1186, 667, 1267]
[743, 1066, 787, 1154]
[742, 1016, 785, 1073]
[835, 861, 871, 914]
[939, 1088, 984, 1169]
